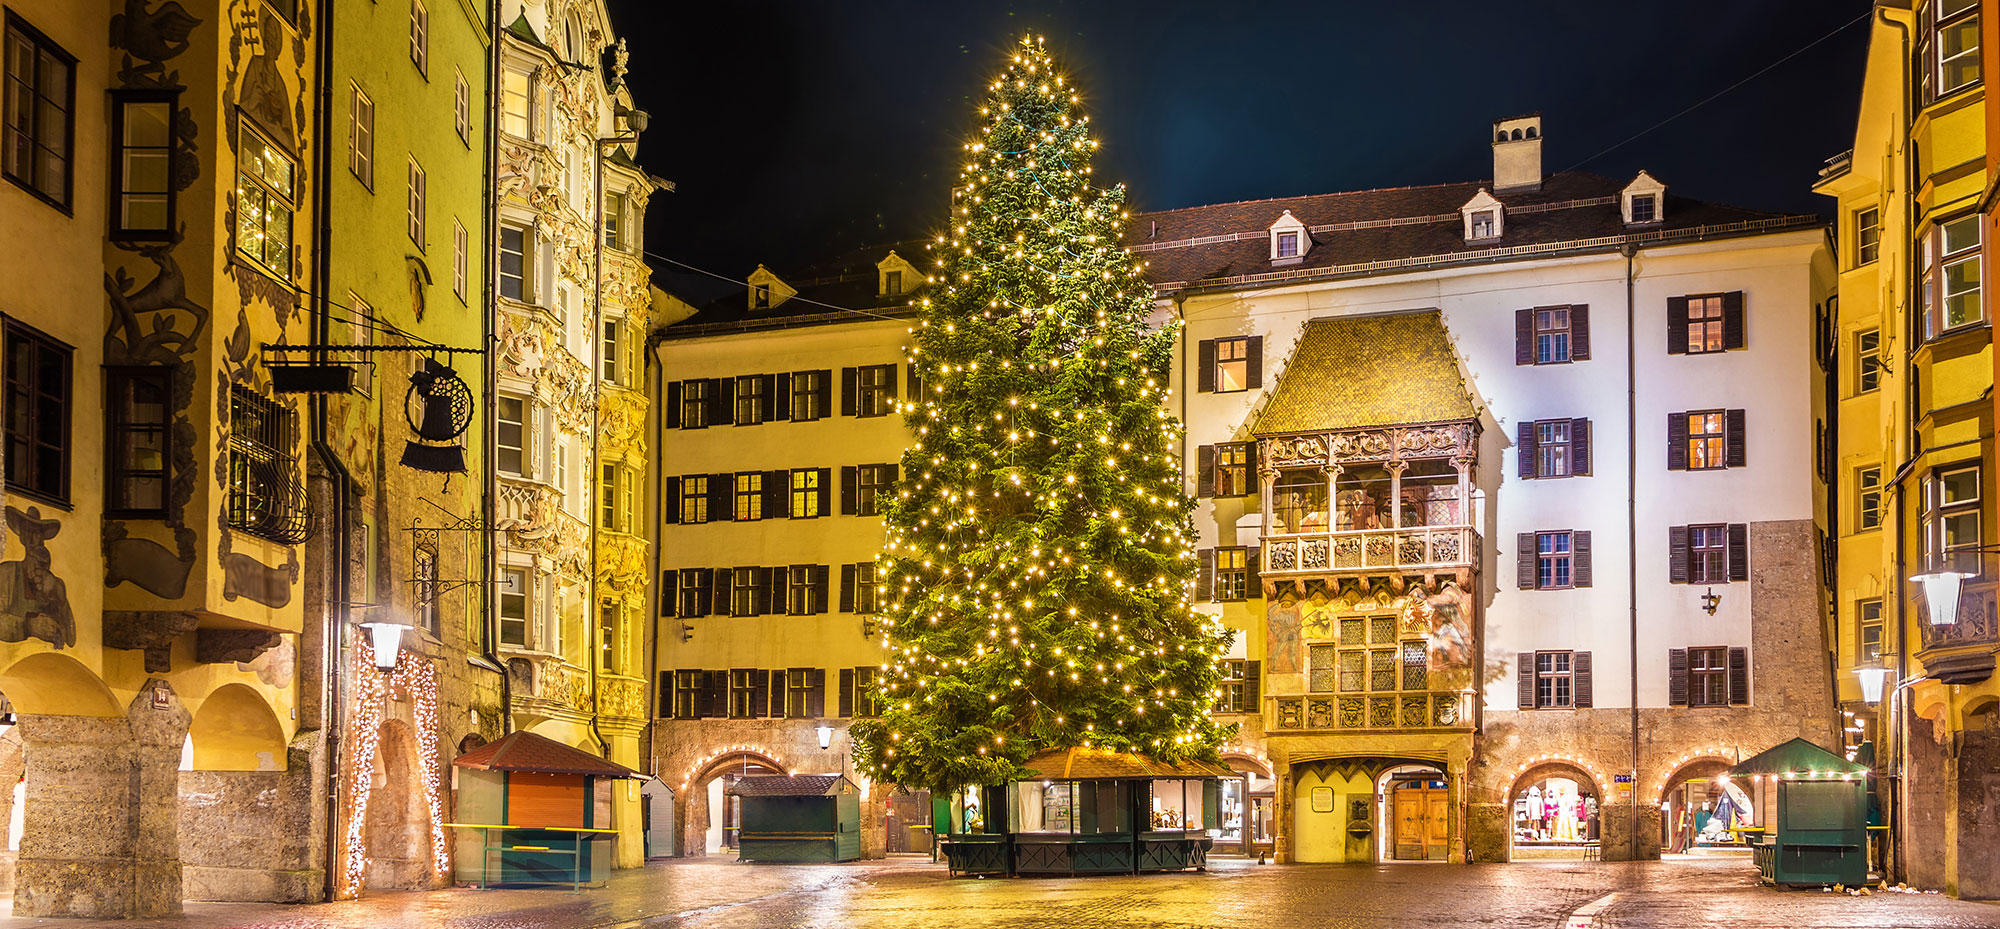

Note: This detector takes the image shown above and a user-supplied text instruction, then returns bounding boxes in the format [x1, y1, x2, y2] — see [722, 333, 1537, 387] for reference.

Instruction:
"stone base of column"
[1596, 803, 1661, 861]
[1464, 802, 1509, 862]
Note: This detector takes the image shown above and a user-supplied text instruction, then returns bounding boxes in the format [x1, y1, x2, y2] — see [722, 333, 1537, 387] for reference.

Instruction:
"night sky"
[608, 0, 1871, 300]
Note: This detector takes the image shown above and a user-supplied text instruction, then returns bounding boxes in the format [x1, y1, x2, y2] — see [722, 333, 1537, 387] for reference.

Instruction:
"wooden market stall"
[448, 731, 643, 888]
[1723, 738, 1870, 887]
[728, 774, 862, 863]
[938, 748, 1230, 877]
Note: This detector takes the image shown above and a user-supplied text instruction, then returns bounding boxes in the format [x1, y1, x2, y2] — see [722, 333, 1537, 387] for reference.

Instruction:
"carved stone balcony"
[506, 654, 593, 717]
[1262, 525, 1479, 577]
[1272, 691, 1472, 732]
[1916, 580, 1997, 684]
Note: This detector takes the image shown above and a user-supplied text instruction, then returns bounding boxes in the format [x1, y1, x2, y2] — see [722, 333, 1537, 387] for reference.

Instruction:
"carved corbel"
[195, 628, 283, 665]
[104, 611, 201, 673]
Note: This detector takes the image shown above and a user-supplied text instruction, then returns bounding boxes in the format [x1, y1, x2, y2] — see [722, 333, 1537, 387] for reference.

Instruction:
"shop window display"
[1511, 776, 1599, 847]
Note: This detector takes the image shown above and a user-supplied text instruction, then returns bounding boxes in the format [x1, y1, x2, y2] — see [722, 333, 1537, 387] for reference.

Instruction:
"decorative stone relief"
[104, 610, 201, 672]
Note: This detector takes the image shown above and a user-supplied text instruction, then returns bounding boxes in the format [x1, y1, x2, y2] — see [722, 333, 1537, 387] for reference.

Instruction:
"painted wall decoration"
[237, 634, 294, 688]
[223, 550, 299, 608]
[0, 507, 77, 647]
[1267, 597, 1301, 675]
[111, 0, 201, 86]
[1401, 582, 1472, 690]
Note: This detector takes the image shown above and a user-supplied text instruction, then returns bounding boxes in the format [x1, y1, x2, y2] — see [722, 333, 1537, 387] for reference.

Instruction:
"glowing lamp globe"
[1854, 667, 1891, 704]
[1911, 570, 1975, 626]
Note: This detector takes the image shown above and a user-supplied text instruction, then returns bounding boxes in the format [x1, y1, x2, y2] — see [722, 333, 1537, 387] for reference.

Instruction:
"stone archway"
[363, 720, 434, 891]
[1655, 757, 1735, 855]
[679, 751, 785, 858]
[1505, 760, 1603, 861]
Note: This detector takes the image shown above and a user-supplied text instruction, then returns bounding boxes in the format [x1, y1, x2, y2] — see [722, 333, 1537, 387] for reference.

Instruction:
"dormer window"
[753, 284, 771, 309]
[1268, 209, 1308, 263]
[1621, 171, 1667, 226]
[1471, 211, 1497, 240]
[1630, 194, 1656, 224]
[1460, 189, 1504, 242]
[884, 270, 902, 296]
[1275, 231, 1299, 259]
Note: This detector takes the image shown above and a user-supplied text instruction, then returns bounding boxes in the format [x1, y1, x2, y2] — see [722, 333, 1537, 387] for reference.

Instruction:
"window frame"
[1684, 410, 1726, 471]
[406, 157, 425, 248]
[498, 566, 530, 647]
[734, 372, 767, 424]
[500, 68, 532, 139]
[1687, 524, 1729, 585]
[1684, 294, 1727, 354]
[679, 474, 709, 524]
[110, 90, 178, 239]
[1854, 207, 1880, 266]
[105, 366, 171, 517]
[601, 319, 623, 384]
[452, 68, 470, 145]
[1536, 531, 1573, 590]
[225, 387, 303, 542]
[1214, 546, 1249, 601]
[856, 364, 895, 416]
[852, 562, 877, 613]
[1533, 306, 1572, 365]
[1686, 646, 1728, 707]
[791, 370, 827, 421]
[2, 319, 71, 506]
[496, 394, 528, 476]
[1213, 337, 1250, 392]
[408, 0, 429, 76]
[786, 564, 816, 615]
[856, 463, 894, 517]
[1857, 599, 1886, 664]
[1923, 463, 1984, 575]
[497, 223, 530, 301]
[1274, 230, 1300, 259]
[731, 568, 760, 617]
[734, 471, 764, 521]
[1922, 0, 1981, 102]
[2, 12, 76, 211]
[790, 469, 822, 519]
[1534, 419, 1572, 478]
[1920, 213, 1984, 339]
[452, 220, 467, 301]
[680, 378, 711, 429]
[1856, 466, 1883, 532]
[603, 191, 627, 251]
[1218, 659, 1251, 713]
[1213, 442, 1251, 496]
[347, 83, 374, 188]
[234, 116, 297, 278]
[1470, 210, 1497, 239]
[1629, 194, 1657, 224]
[1854, 328, 1883, 394]
[1533, 650, 1573, 709]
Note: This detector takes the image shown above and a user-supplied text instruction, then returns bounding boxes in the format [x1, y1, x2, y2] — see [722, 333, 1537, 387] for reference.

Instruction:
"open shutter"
[1517, 422, 1539, 479]
[1196, 445, 1216, 497]
[840, 367, 857, 415]
[816, 468, 832, 516]
[765, 470, 787, 518]
[814, 371, 832, 416]
[906, 365, 922, 403]
[808, 669, 826, 718]
[661, 571, 679, 617]
[715, 568, 735, 615]
[839, 668, 855, 718]
[664, 381, 682, 428]
[749, 670, 769, 718]
[1573, 531, 1593, 587]
[772, 373, 791, 421]
[812, 564, 829, 614]
[840, 466, 857, 514]
[1573, 651, 1593, 707]
[1724, 409, 1747, 468]
[1246, 546, 1261, 590]
[1721, 291, 1745, 349]
[1517, 532, 1538, 590]
[1727, 523, 1749, 581]
[1570, 305, 1591, 360]
[1727, 647, 1750, 705]
[712, 377, 733, 425]
[1244, 442, 1259, 492]
[1668, 526, 1690, 583]
[1667, 297, 1690, 354]
[663, 476, 681, 524]
[1196, 549, 1214, 601]
[659, 672, 675, 718]
[840, 564, 856, 612]
[1666, 412, 1687, 470]
[709, 474, 731, 520]
[1246, 660, 1261, 706]
[1196, 340, 1217, 392]
[1245, 335, 1264, 388]
[1572, 418, 1591, 474]
[759, 374, 778, 422]
[1667, 649, 1689, 706]
[1518, 653, 1536, 708]
[1515, 309, 1534, 365]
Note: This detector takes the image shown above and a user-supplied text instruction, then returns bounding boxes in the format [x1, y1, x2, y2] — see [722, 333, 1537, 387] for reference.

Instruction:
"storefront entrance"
[1388, 777, 1448, 860]
[1509, 767, 1601, 860]
[885, 789, 933, 855]
[1659, 759, 1746, 854]
[1214, 756, 1274, 856]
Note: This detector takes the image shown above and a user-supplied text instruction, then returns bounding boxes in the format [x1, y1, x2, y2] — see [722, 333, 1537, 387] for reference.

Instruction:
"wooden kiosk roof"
[451, 731, 643, 778]
[1021, 747, 1235, 780]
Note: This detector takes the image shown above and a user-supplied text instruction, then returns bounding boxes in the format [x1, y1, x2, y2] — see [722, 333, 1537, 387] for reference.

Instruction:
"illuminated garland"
[337, 639, 452, 898]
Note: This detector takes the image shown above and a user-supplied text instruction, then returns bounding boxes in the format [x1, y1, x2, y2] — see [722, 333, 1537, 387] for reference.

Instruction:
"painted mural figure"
[0, 507, 77, 647]
[1267, 597, 1303, 674]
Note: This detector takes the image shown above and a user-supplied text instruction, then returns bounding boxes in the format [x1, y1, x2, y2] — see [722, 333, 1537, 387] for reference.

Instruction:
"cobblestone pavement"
[5, 856, 1996, 929]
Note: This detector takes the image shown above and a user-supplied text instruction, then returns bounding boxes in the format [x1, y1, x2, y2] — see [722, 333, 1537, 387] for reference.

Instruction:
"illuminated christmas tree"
[851, 36, 1231, 794]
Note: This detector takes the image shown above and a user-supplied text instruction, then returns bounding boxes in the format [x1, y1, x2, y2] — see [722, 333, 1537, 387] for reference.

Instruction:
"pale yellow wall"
[1291, 768, 1371, 862]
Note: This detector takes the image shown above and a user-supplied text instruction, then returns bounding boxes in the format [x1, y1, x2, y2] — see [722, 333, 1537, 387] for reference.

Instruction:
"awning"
[1252, 310, 1477, 437]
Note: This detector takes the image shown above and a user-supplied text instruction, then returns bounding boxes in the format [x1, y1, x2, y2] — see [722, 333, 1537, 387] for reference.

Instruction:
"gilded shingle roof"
[1252, 311, 1476, 437]
[1020, 747, 1235, 780]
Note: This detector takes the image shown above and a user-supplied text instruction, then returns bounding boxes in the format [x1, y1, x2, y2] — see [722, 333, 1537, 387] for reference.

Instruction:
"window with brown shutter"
[1721, 291, 1745, 349]
[1668, 526, 1691, 583]
[1529, 651, 1575, 708]
[1571, 418, 1591, 474]
[1196, 549, 1215, 601]
[1727, 646, 1749, 705]
[1684, 294, 1727, 353]
[1727, 523, 1749, 581]
[1520, 419, 1580, 479]
[1212, 337, 1254, 392]
[1666, 296, 1690, 354]
[1572, 651, 1593, 707]
[1572, 531, 1593, 587]
[1516, 533, 1538, 589]
[1197, 339, 1217, 392]
[1517, 653, 1536, 708]
[1514, 309, 1534, 365]
[1214, 442, 1253, 496]
[1667, 412, 1688, 470]
[1687, 646, 1728, 706]
[1687, 524, 1728, 584]
[1570, 305, 1591, 360]
[1516, 422, 1538, 479]
[1535, 531, 1575, 588]
[1667, 648, 1689, 706]
[1196, 445, 1216, 497]
[839, 367, 857, 415]
[1725, 409, 1747, 468]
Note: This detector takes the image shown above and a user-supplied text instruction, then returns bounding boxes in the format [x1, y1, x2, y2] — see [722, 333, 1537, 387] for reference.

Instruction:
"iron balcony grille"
[227, 387, 312, 543]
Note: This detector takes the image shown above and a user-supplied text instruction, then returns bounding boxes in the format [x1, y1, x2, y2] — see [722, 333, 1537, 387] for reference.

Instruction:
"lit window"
[1214, 337, 1250, 391]
[1921, 214, 1983, 338]
[734, 472, 764, 521]
[235, 120, 295, 275]
[790, 469, 822, 518]
[679, 475, 709, 524]
[1685, 295, 1725, 353]
[1685, 411, 1725, 470]
[1214, 547, 1248, 601]
[1855, 207, 1880, 265]
[1922, 0, 1980, 101]
[1214, 443, 1251, 496]
[501, 69, 531, 138]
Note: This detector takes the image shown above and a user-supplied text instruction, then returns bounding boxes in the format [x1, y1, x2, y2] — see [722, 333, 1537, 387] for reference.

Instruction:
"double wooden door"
[1392, 783, 1450, 860]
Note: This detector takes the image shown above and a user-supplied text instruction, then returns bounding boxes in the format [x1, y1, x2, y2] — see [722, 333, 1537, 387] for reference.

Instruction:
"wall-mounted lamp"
[361, 622, 412, 671]
[1854, 667, 1891, 704]
[1910, 570, 1975, 626]
[816, 725, 836, 751]
[1700, 588, 1722, 616]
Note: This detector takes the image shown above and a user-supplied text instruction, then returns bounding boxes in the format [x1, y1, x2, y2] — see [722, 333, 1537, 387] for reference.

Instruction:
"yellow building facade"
[1815, 0, 2000, 898]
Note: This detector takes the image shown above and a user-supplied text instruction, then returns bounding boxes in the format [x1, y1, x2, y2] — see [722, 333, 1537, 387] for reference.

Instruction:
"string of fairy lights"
[851, 35, 1233, 791]
[338, 639, 451, 898]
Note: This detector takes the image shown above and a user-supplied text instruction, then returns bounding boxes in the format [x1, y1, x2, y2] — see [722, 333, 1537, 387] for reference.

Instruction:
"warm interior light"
[1854, 667, 1891, 704]
[361, 622, 410, 671]
[1911, 570, 1974, 626]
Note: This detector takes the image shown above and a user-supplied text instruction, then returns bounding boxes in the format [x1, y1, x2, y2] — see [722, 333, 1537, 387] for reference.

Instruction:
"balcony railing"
[1262, 525, 1478, 576]
[1919, 580, 1998, 651]
[1273, 691, 1471, 731]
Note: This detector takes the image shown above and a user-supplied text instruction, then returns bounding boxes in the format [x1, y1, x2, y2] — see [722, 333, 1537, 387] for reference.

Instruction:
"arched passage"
[680, 751, 786, 857]
[0, 653, 119, 717]
[363, 720, 433, 891]
[187, 683, 287, 771]
[1656, 756, 1738, 854]
[1506, 760, 1602, 860]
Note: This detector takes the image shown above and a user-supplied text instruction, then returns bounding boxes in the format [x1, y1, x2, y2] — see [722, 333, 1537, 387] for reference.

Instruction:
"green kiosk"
[448, 731, 643, 889]
[1724, 738, 1870, 887]
[730, 774, 863, 863]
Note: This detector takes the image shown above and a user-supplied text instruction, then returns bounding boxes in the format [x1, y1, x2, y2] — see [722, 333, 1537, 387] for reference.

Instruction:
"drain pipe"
[1622, 243, 1640, 862]
[305, 0, 351, 902]
[1877, 5, 1912, 885]
[480, 0, 511, 731]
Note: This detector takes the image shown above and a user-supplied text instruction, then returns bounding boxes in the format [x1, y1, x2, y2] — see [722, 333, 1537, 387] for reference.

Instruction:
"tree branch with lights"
[851, 35, 1233, 795]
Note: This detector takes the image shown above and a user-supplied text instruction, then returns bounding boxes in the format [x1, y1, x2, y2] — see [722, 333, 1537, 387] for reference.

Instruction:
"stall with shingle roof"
[447, 731, 642, 888]
[726, 774, 861, 863]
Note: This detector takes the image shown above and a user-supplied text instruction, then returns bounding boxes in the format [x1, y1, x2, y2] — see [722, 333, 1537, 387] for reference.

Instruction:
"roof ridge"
[1132, 177, 1492, 220]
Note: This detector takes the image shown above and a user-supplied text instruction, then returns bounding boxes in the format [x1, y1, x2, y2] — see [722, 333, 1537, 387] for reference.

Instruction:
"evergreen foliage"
[851, 36, 1232, 794]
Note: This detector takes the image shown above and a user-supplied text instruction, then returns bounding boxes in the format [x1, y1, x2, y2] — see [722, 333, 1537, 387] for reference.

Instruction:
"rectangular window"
[2, 13, 74, 208]
[735, 373, 767, 424]
[406, 158, 425, 247]
[1923, 0, 1981, 101]
[883, 269, 903, 295]
[1924, 464, 1984, 575]
[1630, 194, 1657, 224]
[1684, 295, 1725, 353]
[1921, 214, 1983, 338]
[734, 472, 764, 521]
[753, 283, 771, 309]
[106, 367, 169, 514]
[1275, 230, 1299, 258]
[346, 294, 375, 396]
[601, 321, 622, 384]
[501, 69, 531, 138]
[731, 568, 760, 617]
[1215, 547, 1249, 601]
[498, 224, 528, 301]
[1688, 524, 1728, 584]
[1471, 210, 1496, 239]
[680, 378, 711, 429]
[791, 370, 828, 421]
[1857, 466, 1883, 531]
[678, 568, 712, 617]
[113, 92, 176, 236]
[727, 669, 757, 718]
[599, 464, 630, 532]
[496, 395, 527, 476]
[413, 541, 440, 634]
[1534, 651, 1573, 708]
[452, 69, 470, 144]
[784, 668, 813, 718]
[1214, 337, 1250, 391]
[226, 388, 302, 542]
[1305, 644, 1337, 693]
[1218, 659, 1251, 713]
[1855, 328, 1882, 393]
[790, 469, 822, 518]
[1535, 420, 1572, 478]
[499, 567, 529, 646]
[452, 221, 467, 300]
[1537, 531, 1573, 589]
[1855, 207, 1880, 265]
[672, 669, 702, 718]
[598, 602, 620, 672]
[857, 463, 894, 516]
[347, 84, 373, 187]
[408, 0, 428, 74]
[603, 192, 626, 250]
[852, 562, 877, 613]
[1685, 411, 1725, 470]
[1858, 599, 1885, 663]
[1534, 306, 1571, 364]
[1687, 646, 1728, 707]
[235, 119, 295, 275]
[679, 474, 709, 524]
[2, 321, 68, 503]
[1214, 443, 1251, 496]
[852, 666, 880, 717]
[787, 565, 816, 614]
[856, 364, 895, 416]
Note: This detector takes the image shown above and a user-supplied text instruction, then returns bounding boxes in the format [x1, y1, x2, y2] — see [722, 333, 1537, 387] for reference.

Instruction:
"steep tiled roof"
[1125, 171, 1816, 293]
[665, 240, 927, 335]
[1020, 747, 1235, 780]
[451, 731, 642, 778]
[727, 774, 854, 797]
[1252, 311, 1476, 436]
